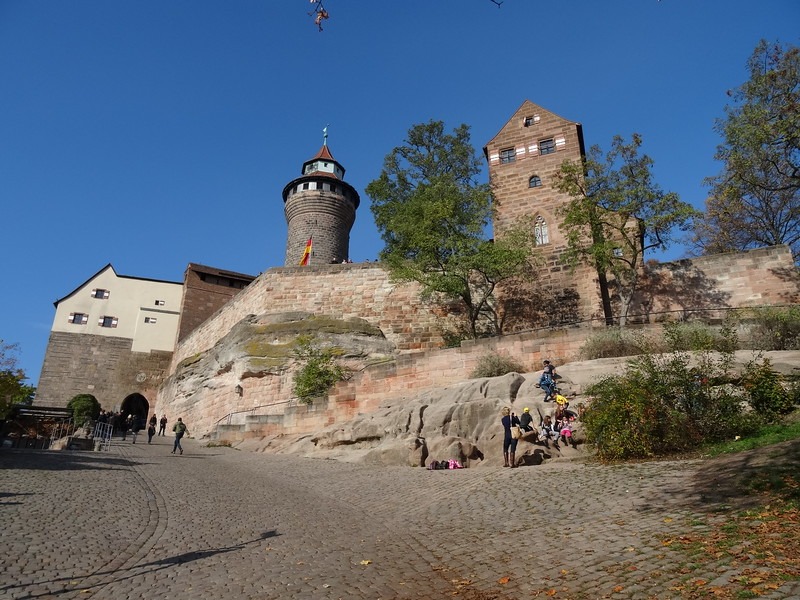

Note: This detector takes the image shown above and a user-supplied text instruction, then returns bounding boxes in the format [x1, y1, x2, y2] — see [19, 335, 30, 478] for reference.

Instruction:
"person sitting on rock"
[519, 407, 535, 432]
[559, 417, 573, 446]
[540, 415, 559, 447]
[553, 391, 569, 420]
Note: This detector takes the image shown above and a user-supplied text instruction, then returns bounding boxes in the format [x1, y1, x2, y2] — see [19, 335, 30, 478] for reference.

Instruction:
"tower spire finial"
[323, 124, 329, 146]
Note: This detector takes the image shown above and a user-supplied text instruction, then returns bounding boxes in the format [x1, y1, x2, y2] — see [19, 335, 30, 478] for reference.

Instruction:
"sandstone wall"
[169, 263, 445, 371]
[160, 246, 798, 440]
[36, 331, 170, 411]
[635, 245, 799, 321]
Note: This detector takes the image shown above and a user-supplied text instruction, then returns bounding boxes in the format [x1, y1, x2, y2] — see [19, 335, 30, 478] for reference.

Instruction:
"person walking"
[131, 415, 142, 444]
[172, 418, 188, 455]
[158, 414, 168, 436]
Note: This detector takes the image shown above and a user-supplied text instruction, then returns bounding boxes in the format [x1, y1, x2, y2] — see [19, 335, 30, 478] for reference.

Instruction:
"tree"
[556, 134, 697, 326]
[366, 121, 536, 338]
[67, 394, 100, 425]
[0, 340, 35, 419]
[694, 40, 800, 262]
[292, 335, 347, 404]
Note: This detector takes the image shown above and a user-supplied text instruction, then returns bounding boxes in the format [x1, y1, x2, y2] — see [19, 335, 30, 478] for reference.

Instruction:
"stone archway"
[120, 393, 150, 425]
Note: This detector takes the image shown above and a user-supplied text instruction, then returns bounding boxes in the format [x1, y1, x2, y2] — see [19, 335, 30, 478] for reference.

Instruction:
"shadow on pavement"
[0, 530, 281, 598]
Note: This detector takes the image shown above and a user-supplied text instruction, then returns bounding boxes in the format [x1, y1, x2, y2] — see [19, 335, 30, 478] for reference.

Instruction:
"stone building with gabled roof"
[484, 100, 604, 327]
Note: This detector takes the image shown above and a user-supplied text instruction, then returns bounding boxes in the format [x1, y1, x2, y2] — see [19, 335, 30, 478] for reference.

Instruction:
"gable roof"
[483, 100, 580, 154]
[53, 264, 182, 307]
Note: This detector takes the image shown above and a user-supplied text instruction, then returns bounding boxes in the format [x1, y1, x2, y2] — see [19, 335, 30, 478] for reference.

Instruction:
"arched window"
[534, 216, 549, 246]
[528, 175, 542, 188]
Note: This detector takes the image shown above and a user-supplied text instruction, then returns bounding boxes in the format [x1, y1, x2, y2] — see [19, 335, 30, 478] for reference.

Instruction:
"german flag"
[299, 237, 313, 266]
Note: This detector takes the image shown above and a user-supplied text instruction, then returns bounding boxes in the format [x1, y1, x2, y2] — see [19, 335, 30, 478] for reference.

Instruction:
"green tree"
[694, 40, 800, 262]
[292, 335, 347, 404]
[0, 340, 35, 419]
[66, 394, 101, 425]
[556, 134, 698, 326]
[366, 120, 536, 338]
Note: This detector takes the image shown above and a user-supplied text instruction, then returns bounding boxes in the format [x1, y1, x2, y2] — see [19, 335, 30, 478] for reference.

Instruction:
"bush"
[470, 352, 525, 378]
[292, 335, 348, 404]
[662, 320, 739, 353]
[67, 394, 100, 425]
[747, 306, 800, 350]
[579, 327, 650, 360]
[583, 348, 761, 460]
[742, 358, 796, 416]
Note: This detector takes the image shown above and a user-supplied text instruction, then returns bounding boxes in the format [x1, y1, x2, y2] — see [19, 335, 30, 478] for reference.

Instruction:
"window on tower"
[499, 148, 516, 164]
[529, 175, 542, 188]
[534, 216, 550, 246]
[539, 138, 556, 155]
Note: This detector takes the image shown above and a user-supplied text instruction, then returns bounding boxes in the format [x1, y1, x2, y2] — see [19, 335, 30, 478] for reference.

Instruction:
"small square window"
[69, 313, 88, 325]
[499, 148, 516, 164]
[302, 182, 310, 190]
[539, 138, 556, 155]
[91, 288, 109, 299]
[524, 117, 533, 127]
[145, 316, 157, 324]
[99, 316, 118, 328]
[154, 300, 165, 306]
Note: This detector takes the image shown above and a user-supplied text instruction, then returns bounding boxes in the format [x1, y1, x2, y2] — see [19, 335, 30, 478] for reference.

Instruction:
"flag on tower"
[299, 237, 313, 266]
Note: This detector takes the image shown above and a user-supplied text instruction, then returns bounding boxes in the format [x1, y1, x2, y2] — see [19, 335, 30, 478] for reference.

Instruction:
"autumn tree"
[0, 340, 35, 418]
[556, 134, 697, 326]
[694, 40, 800, 262]
[366, 121, 537, 338]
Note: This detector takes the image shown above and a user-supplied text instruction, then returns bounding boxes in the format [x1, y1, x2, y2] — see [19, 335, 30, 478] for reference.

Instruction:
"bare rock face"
[162, 312, 396, 434]
[303, 372, 581, 467]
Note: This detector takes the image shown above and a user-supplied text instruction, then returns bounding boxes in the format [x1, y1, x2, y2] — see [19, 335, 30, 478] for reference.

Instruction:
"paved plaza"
[1, 436, 798, 600]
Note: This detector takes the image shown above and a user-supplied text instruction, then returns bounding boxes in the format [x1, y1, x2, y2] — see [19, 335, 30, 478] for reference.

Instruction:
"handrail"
[215, 399, 294, 426]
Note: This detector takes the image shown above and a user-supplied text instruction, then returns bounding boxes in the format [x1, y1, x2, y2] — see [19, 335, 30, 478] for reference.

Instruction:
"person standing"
[147, 414, 157, 444]
[130, 415, 142, 444]
[172, 418, 188, 455]
[500, 407, 520, 468]
[158, 414, 168, 436]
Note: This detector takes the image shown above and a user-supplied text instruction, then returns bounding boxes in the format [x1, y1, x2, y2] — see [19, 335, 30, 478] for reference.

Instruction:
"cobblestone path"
[1, 437, 798, 599]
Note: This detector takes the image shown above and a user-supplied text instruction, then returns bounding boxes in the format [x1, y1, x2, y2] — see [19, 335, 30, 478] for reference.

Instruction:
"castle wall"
[635, 245, 800, 320]
[159, 245, 798, 439]
[36, 331, 170, 411]
[169, 262, 446, 372]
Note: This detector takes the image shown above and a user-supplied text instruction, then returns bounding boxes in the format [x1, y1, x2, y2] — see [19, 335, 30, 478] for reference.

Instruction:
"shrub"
[579, 327, 650, 360]
[470, 352, 525, 378]
[67, 394, 101, 425]
[583, 348, 761, 460]
[742, 358, 796, 416]
[746, 306, 800, 350]
[662, 320, 739, 353]
[292, 335, 348, 404]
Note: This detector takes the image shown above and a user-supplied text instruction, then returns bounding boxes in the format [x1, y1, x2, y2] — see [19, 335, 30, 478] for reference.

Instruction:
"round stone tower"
[282, 141, 360, 266]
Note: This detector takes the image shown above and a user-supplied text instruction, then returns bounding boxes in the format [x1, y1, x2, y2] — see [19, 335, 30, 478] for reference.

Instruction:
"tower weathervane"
[323, 125, 329, 146]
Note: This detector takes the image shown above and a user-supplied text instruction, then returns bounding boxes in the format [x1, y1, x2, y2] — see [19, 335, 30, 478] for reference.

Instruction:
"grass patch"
[702, 416, 800, 457]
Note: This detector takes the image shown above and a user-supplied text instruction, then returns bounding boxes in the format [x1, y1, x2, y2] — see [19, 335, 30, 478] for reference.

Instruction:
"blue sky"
[1, 0, 798, 384]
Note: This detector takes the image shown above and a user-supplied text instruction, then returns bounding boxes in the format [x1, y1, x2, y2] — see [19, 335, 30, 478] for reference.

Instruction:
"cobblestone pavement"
[1, 437, 798, 600]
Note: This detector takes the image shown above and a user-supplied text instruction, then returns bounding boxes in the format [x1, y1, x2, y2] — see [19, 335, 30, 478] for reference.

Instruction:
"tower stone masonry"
[282, 143, 360, 266]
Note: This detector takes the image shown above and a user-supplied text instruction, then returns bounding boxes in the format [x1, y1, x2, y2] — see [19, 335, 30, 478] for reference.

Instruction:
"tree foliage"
[556, 134, 697, 326]
[694, 40, 800, 262]
[291, 335, 348, 404]
[366, 120, 536, 338]
[66, 394, 100, 425]
[0, 340, 35, 419]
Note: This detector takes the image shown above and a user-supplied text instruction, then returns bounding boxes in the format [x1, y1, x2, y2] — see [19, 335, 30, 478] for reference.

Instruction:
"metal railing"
[215, 399, 295, 427]
[92, 421, 114, 451]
